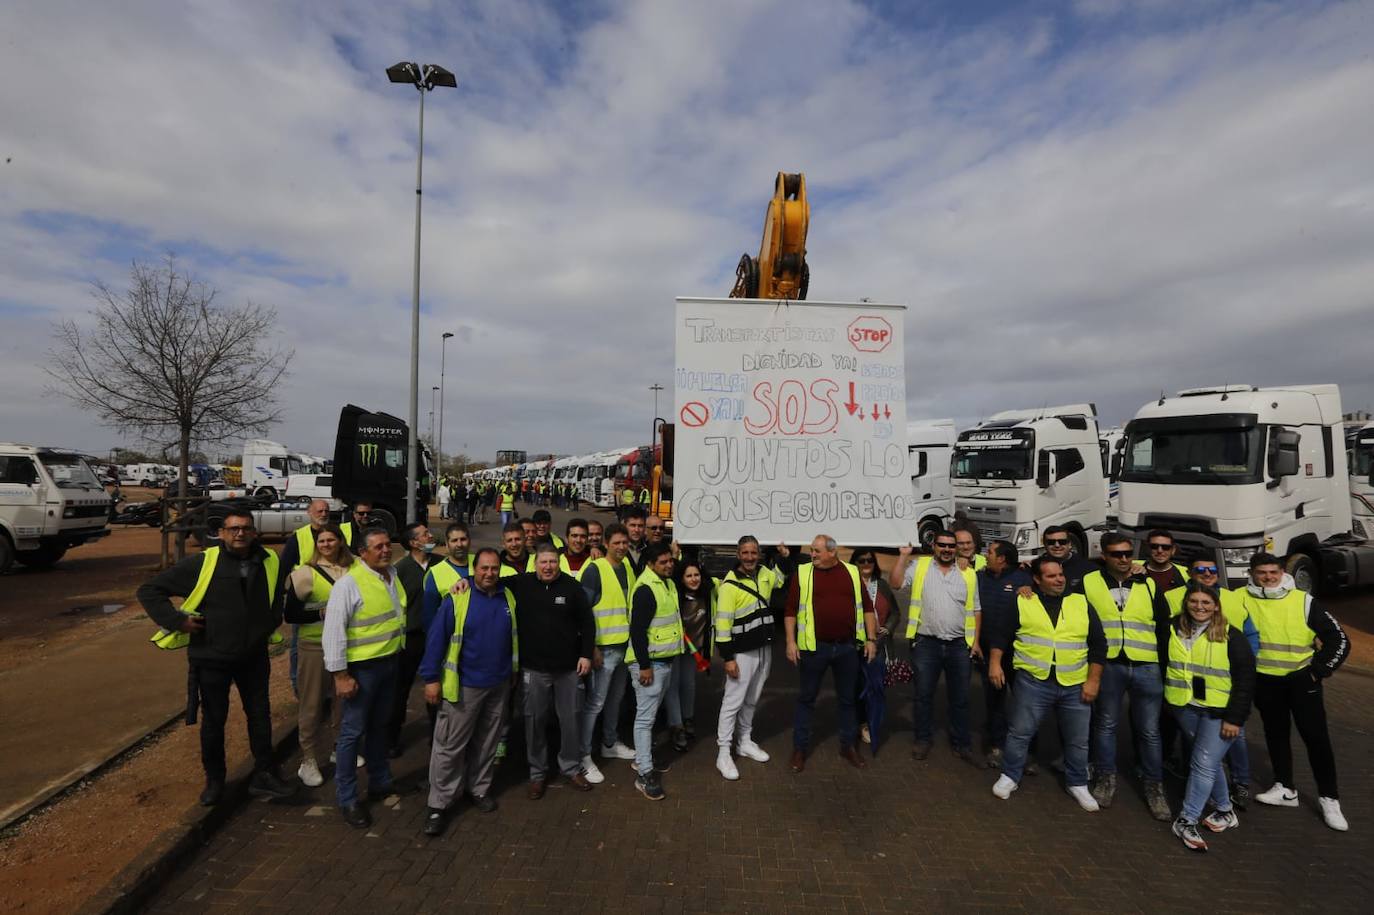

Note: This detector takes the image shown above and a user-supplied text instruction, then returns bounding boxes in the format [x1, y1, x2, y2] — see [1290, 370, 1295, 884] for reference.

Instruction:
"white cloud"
[1, 0, 1370, 468]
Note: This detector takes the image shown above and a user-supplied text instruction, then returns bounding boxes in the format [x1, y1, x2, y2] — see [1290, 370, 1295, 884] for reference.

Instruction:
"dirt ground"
[0, 500, 1371, 913]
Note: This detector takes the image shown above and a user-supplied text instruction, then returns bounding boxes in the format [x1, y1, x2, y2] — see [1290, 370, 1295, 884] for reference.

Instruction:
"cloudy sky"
[3, 0, 1371, 463]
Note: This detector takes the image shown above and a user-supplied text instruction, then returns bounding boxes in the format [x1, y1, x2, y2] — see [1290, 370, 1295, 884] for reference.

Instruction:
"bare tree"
[47, 257, 293, 554]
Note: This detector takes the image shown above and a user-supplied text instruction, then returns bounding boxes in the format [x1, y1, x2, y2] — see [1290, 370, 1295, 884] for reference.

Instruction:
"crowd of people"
[138, 504, 1352, 851]
[433, 474, 590, 528]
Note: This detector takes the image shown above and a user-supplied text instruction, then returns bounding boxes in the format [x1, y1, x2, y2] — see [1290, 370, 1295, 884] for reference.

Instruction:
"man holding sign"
[784, 534, 879, 772]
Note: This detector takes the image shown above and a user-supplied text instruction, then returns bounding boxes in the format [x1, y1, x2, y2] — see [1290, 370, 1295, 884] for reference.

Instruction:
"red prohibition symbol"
[679, 401, 710, 427]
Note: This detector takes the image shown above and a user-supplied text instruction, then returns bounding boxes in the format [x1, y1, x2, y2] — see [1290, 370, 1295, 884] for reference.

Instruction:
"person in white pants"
[714, 536, 788, 779]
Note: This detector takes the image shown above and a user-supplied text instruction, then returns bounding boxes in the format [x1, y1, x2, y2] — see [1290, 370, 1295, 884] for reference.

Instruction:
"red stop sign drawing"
[847, 315, 893, 353]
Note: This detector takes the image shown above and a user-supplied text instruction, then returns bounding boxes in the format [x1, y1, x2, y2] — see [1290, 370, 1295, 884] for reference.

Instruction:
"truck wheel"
[254, 487, 278, 502]
[917, 518, 943, 551]
[1286, 553, 1318, 594]
[1068, 528, 1088, 559]
[369, 508, 398, 540]
[193, 508, 229, 547]
[16, 544, 67, 568]
[0, 534, 14, 574]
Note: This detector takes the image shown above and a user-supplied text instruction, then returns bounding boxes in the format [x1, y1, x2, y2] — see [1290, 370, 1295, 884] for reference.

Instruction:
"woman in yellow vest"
[1164, 581, 1255, 853]
[283, 523, 355, 788]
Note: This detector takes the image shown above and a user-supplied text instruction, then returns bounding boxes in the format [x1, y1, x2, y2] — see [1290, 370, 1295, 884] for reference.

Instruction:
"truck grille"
[65, 504, 109, 519]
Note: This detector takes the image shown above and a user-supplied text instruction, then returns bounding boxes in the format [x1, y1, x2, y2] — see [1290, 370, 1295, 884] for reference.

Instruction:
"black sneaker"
[248, 769, 297, 800]
[635, 770, 666, 801]
[199, 779, 225, 807]
[683, 718, 696, 738]
[341, 804, 372, 829]
[470, 794, 498, 813]
[1231, 783, 1250, 811]
[671, 728, 689, 753]
[421, 807, 447, 837]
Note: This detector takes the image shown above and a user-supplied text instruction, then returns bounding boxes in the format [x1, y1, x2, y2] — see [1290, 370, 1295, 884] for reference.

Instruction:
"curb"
[76, 720, 301, 915]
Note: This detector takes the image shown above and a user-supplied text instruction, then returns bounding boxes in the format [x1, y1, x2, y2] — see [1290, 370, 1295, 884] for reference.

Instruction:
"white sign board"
[673, 297, 911, 546]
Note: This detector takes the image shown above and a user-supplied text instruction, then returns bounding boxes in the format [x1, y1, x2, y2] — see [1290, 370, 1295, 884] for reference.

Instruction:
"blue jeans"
[1002, 671, 1092, 786]
[1092, 660, 1163, 782]
[794, 641, 860, 752]
[580, 644, 629, 756]
[1226, 729, 1250, 786]
[665, 653, 696, 727]
[912, 635, 971, 750]
[631, 660, 674, 776]
[1171, 704, 1234, 822]
[500, 510, 513, 527]
[335, 656, 398, 808]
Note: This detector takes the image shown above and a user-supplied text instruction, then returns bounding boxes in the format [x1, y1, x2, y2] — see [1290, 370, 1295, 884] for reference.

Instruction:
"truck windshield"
[951, 446, 1032, 481]
[40, 454, 104, 489]
[1353, 439, 1374, 479]
[1120, 424, 1264, 484]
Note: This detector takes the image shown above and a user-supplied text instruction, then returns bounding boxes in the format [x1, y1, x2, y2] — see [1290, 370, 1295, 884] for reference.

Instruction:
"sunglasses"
[1104, 549, 1134, 558]
[1148, 544, 1173, 552]
[1192, 565, 1219, 574]
[1044, 538, 1070, 546]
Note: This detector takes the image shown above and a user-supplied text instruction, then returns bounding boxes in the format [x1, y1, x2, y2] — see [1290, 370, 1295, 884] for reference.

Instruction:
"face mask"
[421, 542, 437, 553]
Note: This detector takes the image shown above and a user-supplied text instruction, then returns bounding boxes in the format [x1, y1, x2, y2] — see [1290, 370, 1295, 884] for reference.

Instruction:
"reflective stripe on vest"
[1164, 627, 1232, 708]
[1083, 571, 1159, 662]
[795, 562, 864, 652]
[1242, 589, 1315, 675]
[589, 556, 634, 646]
[1012, 593, 1091, 686]
[625, 569, 683, 664]
[903, 555, 978, 646]
[344, 564, 405, 662]
[1165, 586, 1248, 630]
[149, 547, 280, 650]
[715, 567, 780, 645]
[441, 587, 517, 703]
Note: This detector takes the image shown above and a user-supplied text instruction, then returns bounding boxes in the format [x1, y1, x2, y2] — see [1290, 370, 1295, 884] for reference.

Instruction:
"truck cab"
[241, 439, 299, 500]
[1116, 384, 1368, 593]
[0, 444, 111, 573]
[951, 405, 1106, 557]
[907, 419, 956, 548]
[1350, 422, 1374, 541]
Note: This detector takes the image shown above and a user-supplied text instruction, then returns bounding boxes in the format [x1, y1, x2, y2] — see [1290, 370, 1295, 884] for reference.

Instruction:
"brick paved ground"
[149, 630, 1372, 914]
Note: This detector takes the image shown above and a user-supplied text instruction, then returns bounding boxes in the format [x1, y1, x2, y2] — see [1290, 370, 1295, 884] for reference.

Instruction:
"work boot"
[249, 769, 297, 800]
[340, 804, 371, 829]
[1145, 780, 1172, 821]
[671, 727, 689, 753]
[422, 807, 447, 837]
[199, 778, 225, 807]
[1091, 773, 1117, 809]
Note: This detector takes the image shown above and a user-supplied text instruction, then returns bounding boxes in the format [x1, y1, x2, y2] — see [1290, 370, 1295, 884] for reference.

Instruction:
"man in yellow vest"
[498, 480, 517, 526]
[323, 528, 412, 829]
[891, 530, 982, 763]
[952, 523, 988, 572]
[577, 523, 639, 779]
[339, 501, 373, 553]
[987, 556, 1107, 811]
[627, 542, 684, 800]
[559, 518, 593, 579]
[530, 509, 565, 549]
[498, 522, 535, 576]
[418, 548, 516, 837]
[1244, 552, 1350, 831]
[784, 534, 878, 773]
[1082, 532, 1172, 819]
[137, 507, 296, 807]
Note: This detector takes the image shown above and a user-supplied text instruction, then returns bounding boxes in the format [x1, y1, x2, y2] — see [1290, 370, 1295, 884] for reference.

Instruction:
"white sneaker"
[736, 740, 770, 763]
[1255, 782, 1299, 807]
[992, 775, 1018, 799]
[580, 756, 605, 785]
[1067, 785, 1100, 812]
[716, 750, 740, 781]
[1319, 797, 1349, 832]
[601, 741, 637, 760]
[297, 758, 324, 788]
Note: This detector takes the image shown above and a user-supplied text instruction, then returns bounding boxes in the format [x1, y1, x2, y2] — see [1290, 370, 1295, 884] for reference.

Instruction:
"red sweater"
[785, 563, 874, 644]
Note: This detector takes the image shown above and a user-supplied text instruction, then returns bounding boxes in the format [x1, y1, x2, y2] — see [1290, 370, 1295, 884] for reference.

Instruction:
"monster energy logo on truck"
[359, 443, 379, 467]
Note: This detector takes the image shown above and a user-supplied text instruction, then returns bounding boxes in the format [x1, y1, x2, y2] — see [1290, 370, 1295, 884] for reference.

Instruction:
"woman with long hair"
[666, 559, 714, 752]
[850, 548, 899, 745]
[1166, 580, 1256, 852]
[283, 523, 355, 787]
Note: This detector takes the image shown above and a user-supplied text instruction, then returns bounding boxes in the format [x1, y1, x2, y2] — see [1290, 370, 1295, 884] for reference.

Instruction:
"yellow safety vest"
[625, 568, 684, 664]
[1013, 593, 1091, 686]
[1165, 585, 1248, 630]
[558, 552, 592, 581]
[298, 566, 334, 642]
[425, 558, 470, 598]
[714, 566, 781, 648]
[340, 521, 355, 549]
[1241, 589, 1315, 676]
[795, 562, 864, 651]
[1164, 626, 1232, 709]
[1083, 571, 1159, 663]
[588, 556, 634, 646]
[903, 556, 978, 646]
[293, 524, 317, 568]
[440, 587, 518, 702]
[499, 484, 515, 512]
[149, 547, 280, 650]
[343, 564, 406, 663]
[499, 553, 536, 577]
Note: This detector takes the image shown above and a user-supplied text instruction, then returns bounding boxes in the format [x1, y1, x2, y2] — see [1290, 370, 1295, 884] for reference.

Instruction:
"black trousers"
[388, 630, 437, 748]
[196, 652, 273, 780]
[1255, 671, 1339, 798]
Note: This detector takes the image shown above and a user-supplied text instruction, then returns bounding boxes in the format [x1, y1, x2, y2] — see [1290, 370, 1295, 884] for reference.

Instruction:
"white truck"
[951, 404, 1107, 558]
[0, 444, 112, 573]
[1099, 426, 1126, 521]
[241, 438, 303, 500]
[1350, 421, 1374, 541]
[124, 463, 173, 487]
[907, 419, 957, 548]
[1116, 384, 1374, 593]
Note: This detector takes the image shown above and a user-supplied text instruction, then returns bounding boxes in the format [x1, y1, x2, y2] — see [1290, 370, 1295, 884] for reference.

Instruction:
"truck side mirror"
[1036, 452, 1054, 489]
[1110, 451, 1123, 481]
[1268, 429, 1300, 479]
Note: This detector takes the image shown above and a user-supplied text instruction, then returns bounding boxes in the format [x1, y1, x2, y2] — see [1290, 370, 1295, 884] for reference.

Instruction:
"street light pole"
[387, 61, 456, 525]
[438, 330, 454, 479]
[649, 383, 664, 444]
[430, 386, 439, 445]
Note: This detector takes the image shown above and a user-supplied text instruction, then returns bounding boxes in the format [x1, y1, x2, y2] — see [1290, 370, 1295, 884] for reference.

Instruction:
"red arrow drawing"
[845, 382, 860, 416]
[870, 403, 879, 421]
[883, 404, 891, 420]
